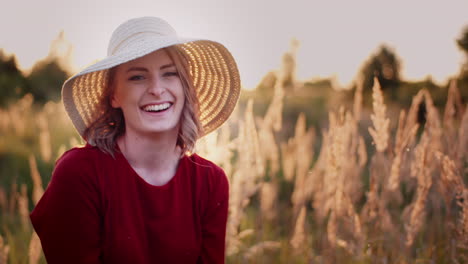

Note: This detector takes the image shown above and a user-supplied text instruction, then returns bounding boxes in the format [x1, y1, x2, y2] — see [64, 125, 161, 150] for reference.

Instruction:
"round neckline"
[116, 146, 187, 189]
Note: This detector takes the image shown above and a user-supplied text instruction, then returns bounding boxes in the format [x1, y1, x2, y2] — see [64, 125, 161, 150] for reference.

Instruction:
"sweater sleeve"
[198, 166, 230, 264]
[30, 149, 103, 264]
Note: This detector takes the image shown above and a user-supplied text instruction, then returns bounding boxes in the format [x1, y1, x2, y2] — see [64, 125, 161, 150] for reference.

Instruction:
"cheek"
[175, 82, 186, 102]
[111, 83, 132, 108]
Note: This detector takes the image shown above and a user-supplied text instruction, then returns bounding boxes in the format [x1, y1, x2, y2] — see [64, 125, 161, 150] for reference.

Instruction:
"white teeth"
[143, 103, 171, 112]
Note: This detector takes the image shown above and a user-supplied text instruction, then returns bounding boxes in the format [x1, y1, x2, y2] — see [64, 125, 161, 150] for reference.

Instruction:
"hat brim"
[62, 38, 240, 139]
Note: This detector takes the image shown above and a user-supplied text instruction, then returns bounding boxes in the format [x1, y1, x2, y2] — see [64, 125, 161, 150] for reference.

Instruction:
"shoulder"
[186, 154, 227, 178]
[52, 144, 113, 184]
[185, 153, 229, 190]
[56, 144, 112, 169]
[186, 153, 224, 172]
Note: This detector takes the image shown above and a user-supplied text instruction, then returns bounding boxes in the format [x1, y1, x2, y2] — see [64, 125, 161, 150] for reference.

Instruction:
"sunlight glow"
[1, 0, 467, 89]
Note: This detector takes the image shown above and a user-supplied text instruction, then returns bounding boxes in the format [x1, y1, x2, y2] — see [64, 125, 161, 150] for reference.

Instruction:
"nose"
[147, 76, 165, 96]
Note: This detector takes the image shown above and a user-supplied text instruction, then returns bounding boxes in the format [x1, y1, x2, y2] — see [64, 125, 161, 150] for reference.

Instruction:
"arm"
[198, 166, 230, 264]
[30, 149, 103, 264]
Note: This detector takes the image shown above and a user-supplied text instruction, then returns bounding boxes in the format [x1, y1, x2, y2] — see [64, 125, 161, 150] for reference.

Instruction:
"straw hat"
[62, 16, 240, 138]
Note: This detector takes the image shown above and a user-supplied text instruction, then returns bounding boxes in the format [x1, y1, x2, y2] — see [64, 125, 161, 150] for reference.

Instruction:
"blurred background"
[1, 0, 467, 263]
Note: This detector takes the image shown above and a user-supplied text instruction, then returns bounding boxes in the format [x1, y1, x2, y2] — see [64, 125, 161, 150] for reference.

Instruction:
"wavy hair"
[83, 45, 203, 157]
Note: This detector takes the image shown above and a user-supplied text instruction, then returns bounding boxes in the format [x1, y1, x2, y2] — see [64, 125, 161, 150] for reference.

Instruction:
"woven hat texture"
[62, 16, 240, 138]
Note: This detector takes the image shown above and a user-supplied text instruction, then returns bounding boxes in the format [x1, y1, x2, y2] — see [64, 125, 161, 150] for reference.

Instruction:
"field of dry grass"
[0, 75, 467, 263]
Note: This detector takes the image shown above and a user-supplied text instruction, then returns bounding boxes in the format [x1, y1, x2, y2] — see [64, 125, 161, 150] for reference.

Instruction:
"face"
[111, 49, 185, 137]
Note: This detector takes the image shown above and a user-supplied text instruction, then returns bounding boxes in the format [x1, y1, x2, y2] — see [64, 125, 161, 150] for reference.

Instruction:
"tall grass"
[0, 73, 467, 263]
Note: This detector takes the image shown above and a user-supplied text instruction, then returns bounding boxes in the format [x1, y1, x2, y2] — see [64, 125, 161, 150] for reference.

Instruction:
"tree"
[457, 26, 468, 54]
[359, 45, 401, 92]
[456, 25, 468, 100]
[457, 26, 468, 75]
[27, 59, 68, 103]
[0, 50, 29, 107]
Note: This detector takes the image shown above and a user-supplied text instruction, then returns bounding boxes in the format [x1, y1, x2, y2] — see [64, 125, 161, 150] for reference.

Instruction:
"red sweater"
[30, 145, 229, 264]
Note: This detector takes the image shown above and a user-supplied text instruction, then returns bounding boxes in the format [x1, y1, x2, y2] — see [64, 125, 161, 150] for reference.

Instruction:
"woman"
[30, 16, 240, 264]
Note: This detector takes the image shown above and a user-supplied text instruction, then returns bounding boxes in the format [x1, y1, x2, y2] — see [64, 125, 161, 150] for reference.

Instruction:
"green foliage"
[0, 49, 69, 106]
[457, 25, 468, 55]
[457, 25, 468, 95]
[27, 60, 68, 103]
[0, 51, 29, 107]
[360, 45, 401, 92]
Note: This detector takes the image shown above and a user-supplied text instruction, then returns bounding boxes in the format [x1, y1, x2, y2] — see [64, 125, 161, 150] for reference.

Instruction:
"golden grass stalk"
[435, 152, 468, 253]
[260, 181, 278, 221]
[196, 125, 236, 177]
[405, 137, 432, 247]
[394, 110, 407, 154]
[361, 157, 395, 233]
[387, 110, 419, 191]
[258, 107, 280, 176]
[226, 173, 245, 256]
[9, 94, 34, 136]
[319, 108, 365, 254]
[357, 136, 367, 168]
[436, 152, 464, 208]
[443, 80, 464, 137]
[327, 210, 338, 249]
[256, 70, 287, 177]
[226, 100, 264, 256]
[0, 187, 6, 212]
[237, 229, 254, 240]
[353, 76, 364, 122]
[455, 189, 468, 250]
[423, 92, 443, 150]
[8, 182, 18, 215]
[368, 77, 390, 152]
[18, 184, 29, 230]
[28, 155, 44, 205]
[280, 138, 296, 182]
[388, 154, 403, 192]
[310, 106, 363, 228]
[324, 111, 344, 215]
[264, 69, 286, 132]
[37, 113, 52, 162]
[243, 241, 281, 260]
[456, 106, 468, 168]
[0, 235, 10, 264]
[404, 90, 426, 135]
[28, 232, 42, 264]
[0, 109, 10, 132]
[258, 126, 280, 175]
[291, 113, 315, 212]
[290, 206, 307, 252]
[307, 130, 328, 222]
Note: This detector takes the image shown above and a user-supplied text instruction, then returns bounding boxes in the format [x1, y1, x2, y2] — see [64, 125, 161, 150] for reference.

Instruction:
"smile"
[142, 103, 172, 112]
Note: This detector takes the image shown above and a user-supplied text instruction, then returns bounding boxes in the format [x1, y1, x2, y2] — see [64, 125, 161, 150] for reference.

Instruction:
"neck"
[117, 129, 182, 174]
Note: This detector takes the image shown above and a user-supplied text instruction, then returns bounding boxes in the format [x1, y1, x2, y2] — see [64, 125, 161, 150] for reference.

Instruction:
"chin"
[144, 124, 180, 134]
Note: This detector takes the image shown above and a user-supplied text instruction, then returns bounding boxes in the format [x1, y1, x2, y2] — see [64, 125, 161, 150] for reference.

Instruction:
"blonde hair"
[83, 46, 203, 157]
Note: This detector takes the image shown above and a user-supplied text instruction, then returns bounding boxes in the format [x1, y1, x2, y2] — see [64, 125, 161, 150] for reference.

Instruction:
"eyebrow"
[160, 63, 176, 70]
[126, 64, 176, 73]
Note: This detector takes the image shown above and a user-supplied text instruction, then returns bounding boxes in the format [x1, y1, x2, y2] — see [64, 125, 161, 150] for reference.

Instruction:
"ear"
[108, 68, 120, 108]
[110, 93, 120, 108]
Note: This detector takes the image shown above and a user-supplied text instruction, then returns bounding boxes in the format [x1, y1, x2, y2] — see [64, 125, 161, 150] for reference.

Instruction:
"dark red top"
[30, 144, 229, 264]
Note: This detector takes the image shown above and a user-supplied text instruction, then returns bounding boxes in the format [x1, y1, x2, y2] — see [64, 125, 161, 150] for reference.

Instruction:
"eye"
[163, 71, 179, 77]
[129, 75, 145, 81]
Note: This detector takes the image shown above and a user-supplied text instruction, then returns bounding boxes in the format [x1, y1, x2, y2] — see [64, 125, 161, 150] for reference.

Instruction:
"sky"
[0, 0, 467, 89]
